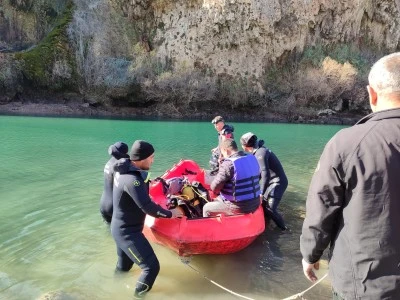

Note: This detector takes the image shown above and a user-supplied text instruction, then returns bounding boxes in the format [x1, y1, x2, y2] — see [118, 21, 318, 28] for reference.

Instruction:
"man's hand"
[302, 259, 319, 282]
[170, 208, 184, 218]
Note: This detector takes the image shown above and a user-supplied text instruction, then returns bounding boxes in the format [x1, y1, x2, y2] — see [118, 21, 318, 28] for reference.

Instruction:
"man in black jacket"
[111, 140, 183, 299]
[300, 52, 400, 300]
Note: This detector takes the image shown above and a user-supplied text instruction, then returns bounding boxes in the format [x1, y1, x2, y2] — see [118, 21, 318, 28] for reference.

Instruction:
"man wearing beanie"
[99, 141, 129, 224]
[111, 140, 183, 299]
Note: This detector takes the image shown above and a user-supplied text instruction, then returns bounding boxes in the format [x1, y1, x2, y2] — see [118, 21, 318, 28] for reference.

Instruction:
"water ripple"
[23, 210, 46, 219]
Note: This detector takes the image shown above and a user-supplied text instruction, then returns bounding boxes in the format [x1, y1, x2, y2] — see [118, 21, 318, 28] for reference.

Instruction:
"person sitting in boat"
[99, 141, 130, 224]
[203, 138, 261, 217]
[240, 132, 288, 230]
[111, 140, 183, 299]
[209, 116, 234, 174]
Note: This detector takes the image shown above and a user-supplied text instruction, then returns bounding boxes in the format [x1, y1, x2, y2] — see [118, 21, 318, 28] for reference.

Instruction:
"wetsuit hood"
[114, 158, 132, 174]
[113, 158, 150, 181]
[108, 142, 130, 160]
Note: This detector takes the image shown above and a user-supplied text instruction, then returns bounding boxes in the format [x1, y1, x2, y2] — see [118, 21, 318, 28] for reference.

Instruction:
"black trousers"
[114, 231, 160, 295]
[262, 197, 287, 230]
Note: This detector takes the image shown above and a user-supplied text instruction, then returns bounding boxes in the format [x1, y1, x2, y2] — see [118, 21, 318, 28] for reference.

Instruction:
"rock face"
[0, 0, 67, 52]
[1, 0, 400, 112]
[152, 0, 400, 78]
[2, 0, 400, 80]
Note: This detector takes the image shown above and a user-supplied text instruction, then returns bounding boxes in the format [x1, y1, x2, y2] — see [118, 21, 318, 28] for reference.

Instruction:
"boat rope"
[181, 257, 328, 300]
[181, 258, 255, 300]
[281, 273, 329, 300]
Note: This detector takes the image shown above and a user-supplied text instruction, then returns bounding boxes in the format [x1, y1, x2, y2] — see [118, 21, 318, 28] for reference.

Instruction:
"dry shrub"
[218, 77, 264, 109]
[68, 0, 134, 92]
[272, 94, 318, 121]
[322, 57, 357, 90]
[143, 68, 217, 111]
[151, 0, 200, 12]
[129, 44, 168, 83]
[294, 57, 357, 108]
[151, 0, 172, 12]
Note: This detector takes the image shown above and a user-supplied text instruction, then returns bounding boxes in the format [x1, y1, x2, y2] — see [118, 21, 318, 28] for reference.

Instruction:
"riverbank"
[0, 93, 363, 125]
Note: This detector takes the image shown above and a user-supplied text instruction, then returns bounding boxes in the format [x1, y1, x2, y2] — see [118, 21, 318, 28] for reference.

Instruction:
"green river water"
[0, 115, 346, 300]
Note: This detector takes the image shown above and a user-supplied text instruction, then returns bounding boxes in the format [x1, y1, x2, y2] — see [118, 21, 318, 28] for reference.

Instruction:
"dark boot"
[133, 282, 150, 299]
[263, 198, 287, 231]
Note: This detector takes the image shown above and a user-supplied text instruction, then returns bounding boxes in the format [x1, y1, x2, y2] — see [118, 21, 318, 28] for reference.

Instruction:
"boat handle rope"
[180, 257, 328, 300]
[181, 258, 254, 300]
[281, 273, 328, 300]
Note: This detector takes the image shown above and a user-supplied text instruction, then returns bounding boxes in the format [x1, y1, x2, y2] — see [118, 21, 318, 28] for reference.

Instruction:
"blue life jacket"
[220, 154, 261, 202]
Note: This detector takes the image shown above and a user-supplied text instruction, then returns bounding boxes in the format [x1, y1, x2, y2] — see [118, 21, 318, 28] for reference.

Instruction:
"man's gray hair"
[368, 52, 400, 94]
[220, 138, 238, 151]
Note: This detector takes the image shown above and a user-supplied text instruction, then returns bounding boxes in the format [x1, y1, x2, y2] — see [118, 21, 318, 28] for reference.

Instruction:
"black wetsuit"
[99, 144, 129, 223]
[111, 158, 172, 297]
[253, 140, 288, 230]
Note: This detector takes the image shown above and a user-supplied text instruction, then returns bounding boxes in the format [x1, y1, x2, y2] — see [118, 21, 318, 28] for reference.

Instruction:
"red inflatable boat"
[143, 159, 265, 256]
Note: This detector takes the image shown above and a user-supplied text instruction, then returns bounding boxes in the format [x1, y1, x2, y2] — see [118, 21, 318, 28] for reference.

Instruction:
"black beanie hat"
[108, 141, 129, 159]
[130, 140, 155, 161]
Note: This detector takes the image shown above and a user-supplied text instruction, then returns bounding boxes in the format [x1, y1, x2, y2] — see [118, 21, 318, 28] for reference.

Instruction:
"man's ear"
[367, 85, 378, 112]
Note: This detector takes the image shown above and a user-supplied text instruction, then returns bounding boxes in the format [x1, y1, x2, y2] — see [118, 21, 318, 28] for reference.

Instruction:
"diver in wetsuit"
[99, 141, 129, 224]
[240, 132, 288, 230]
[111, 140, 183, 299]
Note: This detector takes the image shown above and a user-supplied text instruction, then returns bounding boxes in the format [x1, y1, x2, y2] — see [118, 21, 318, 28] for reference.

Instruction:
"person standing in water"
[240, 133, 288, 230]
[99, 141, 129, 224]
[111, 140, 183, 299]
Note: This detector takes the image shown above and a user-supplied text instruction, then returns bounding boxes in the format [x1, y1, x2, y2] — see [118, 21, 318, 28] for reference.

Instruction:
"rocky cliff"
[1, 0, 400, 120]
[151, 0, 400, 78]
[0, 0, 67, 51]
